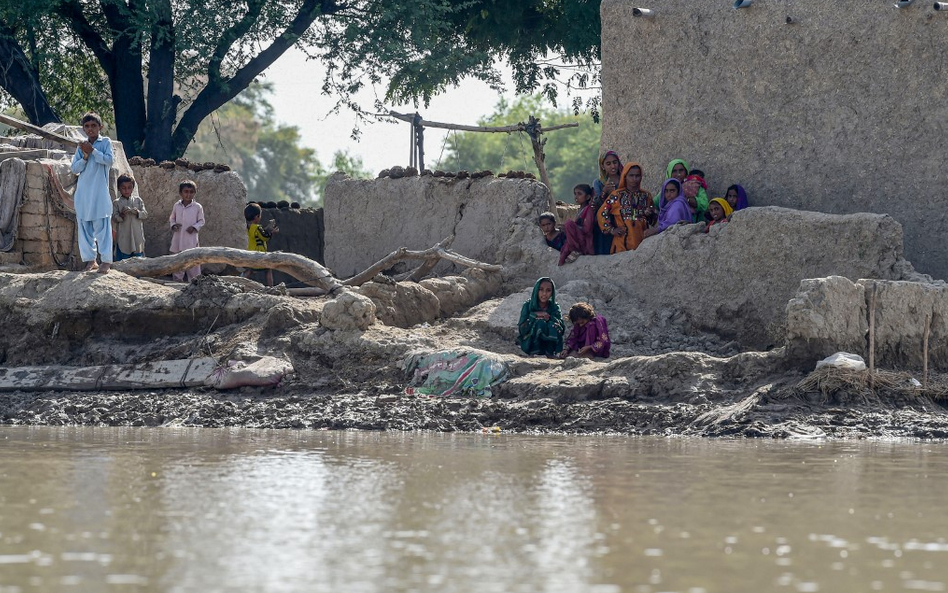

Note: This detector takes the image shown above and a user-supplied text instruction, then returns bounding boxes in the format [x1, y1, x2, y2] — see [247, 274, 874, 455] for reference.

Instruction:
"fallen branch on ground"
[342, 238, 502, 287]
[113, 247, 344, 292]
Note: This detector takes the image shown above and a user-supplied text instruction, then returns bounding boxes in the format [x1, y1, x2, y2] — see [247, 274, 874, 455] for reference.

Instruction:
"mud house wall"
[132, 165, 246, 257]
[600, 0, 948, 279]
[786, 277, 948, 372]
[323, 174, 550, 278]
[0, 160, 79, 269]
[257, 206, 324, 285]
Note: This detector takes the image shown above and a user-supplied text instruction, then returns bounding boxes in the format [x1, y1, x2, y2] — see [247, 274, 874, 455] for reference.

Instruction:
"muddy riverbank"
[2, 269, 947, 439]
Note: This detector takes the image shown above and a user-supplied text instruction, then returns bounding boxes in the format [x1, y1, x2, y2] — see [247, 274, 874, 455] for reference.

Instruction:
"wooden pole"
[414, 113, 425, 172]
[868, 283, 876, 390]
[923, 313, 931, 388]
[524, 115, 556, 213]
[0, 113, 80, 149]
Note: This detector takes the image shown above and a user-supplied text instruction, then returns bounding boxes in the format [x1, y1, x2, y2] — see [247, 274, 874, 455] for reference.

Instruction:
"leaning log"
[113, 247, 344, 292]
[342, 242, 502, 287]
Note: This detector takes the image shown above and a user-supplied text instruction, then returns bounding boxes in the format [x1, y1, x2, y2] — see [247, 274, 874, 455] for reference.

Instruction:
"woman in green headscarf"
[517, 277, 565, 356]
[655, 158, 708, 221]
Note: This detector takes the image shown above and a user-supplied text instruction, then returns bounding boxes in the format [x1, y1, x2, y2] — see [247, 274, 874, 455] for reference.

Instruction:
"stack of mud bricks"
[4, 161, 79, 269]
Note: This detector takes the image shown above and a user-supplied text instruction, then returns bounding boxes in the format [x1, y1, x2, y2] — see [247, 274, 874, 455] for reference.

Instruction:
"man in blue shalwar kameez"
[70, 112, 114, 273]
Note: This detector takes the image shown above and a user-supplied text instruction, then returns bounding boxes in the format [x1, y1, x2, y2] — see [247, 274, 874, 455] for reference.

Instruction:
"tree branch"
[171, 0, 339, 156]
[55, 0, 114, 75]
[0, 24, 59, 125]
[206, 0, 267, 86]
[112, 248, 344, 293]
[342, 239, 501, 287]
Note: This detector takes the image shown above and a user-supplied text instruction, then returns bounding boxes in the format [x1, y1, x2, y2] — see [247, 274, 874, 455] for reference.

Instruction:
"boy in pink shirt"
[169, 180, 205, 282]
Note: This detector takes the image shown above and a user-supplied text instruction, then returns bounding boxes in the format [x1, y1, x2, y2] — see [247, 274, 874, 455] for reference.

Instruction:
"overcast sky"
[262, 48, 517, 174]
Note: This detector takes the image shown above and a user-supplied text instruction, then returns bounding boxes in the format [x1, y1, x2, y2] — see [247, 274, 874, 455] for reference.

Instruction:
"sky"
[262, 48, 517, 175]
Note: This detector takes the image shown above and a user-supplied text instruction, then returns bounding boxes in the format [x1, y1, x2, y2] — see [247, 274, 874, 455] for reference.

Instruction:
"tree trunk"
[141, 0, 178, 161]
[0, 25, 59, 126]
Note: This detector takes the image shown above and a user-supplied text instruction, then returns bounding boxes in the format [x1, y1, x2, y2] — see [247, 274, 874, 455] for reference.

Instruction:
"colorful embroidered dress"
[517, 278, 565, 356]
[597, 162, 655, 253]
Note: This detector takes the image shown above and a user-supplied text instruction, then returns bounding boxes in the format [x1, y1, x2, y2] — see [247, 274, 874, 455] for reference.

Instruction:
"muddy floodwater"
[2, 428, 948, 593]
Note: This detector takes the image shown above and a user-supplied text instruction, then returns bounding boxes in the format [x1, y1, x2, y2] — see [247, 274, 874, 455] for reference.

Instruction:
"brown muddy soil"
[3, 270, 948, 439]
[2, 380, 948, 439]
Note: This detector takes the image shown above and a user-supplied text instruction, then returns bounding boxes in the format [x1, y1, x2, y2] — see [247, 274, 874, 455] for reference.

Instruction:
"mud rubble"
[2, 266, 948, 439]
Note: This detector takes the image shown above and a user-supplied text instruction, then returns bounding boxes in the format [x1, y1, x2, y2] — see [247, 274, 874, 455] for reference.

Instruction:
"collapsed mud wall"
[132, 165, 246, 258]
[322, 174, 920, 349]
[600, 0, 948, 280]
[513, 207, 917, 349]
[787, 276, 948, 371]
[323, 173, 549, 278]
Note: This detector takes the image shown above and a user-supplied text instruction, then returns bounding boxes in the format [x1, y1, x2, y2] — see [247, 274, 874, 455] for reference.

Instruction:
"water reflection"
[1, 428, 948, 592]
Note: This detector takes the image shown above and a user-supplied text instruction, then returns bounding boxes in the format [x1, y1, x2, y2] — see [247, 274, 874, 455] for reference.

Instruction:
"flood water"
[1, 427, 947, 593]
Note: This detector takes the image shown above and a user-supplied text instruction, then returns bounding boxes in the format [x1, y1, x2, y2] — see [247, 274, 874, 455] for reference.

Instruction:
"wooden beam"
[0, 113, 80, 149]
[388, 110, 578, 134]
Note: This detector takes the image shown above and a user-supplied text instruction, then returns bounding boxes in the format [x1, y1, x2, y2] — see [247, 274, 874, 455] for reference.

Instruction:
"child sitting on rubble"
[558, 184, 597, 265]
[538, 212, 565, 252]
[242, 202, 280, 286]
[112, 174, 148, 261]
[560, 302, 611, 359]
[517, 277, 565, 357]
[705, 198, 733, 232]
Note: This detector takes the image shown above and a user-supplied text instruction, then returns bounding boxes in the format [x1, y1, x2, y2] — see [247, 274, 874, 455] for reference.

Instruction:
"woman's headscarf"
[657, 179, 692, 231]
[598, 151, 623, 184]
[658, 178, 683, 211]
[665, 158, 690, 180]
[615, 162, 643, 193]
[684, 174, 707, 191]
[709, 197, 734, 218]
[528, 277, 560, 314]
[728, 184, 749, 210]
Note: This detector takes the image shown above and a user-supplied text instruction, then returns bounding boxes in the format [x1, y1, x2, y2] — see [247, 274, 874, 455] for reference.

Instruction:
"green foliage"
[187, 82, 371, 208]
[0, 0, 601, 160]
[443, 95, 600, 201]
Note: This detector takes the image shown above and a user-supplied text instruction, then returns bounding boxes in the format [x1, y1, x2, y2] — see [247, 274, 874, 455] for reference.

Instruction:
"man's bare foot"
[97, 263, 111, 274]
[83, 261, 98, 272]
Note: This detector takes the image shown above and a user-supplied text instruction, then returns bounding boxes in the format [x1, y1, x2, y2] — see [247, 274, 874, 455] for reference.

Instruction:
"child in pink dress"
[169, 180, 205, 282]
[560, 302, 611, 359]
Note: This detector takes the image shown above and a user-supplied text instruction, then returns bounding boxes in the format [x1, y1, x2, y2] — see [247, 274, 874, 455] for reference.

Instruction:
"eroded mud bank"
[2, 270, 947, 439]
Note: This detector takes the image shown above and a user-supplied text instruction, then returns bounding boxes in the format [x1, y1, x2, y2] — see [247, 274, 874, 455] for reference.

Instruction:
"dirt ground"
[2, 271, 947, 439]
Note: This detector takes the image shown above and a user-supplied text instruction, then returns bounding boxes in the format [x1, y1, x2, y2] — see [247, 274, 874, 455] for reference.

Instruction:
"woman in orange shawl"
[596, 162, 656, 253]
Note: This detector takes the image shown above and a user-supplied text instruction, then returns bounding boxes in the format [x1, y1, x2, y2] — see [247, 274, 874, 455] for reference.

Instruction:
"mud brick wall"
[0, 160, 79, 269]
[600, 0, 948, 279]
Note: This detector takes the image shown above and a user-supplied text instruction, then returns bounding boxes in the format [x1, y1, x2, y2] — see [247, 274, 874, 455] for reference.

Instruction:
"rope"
[435, 131, 449, 169]
[498, 133, 511, 172]
[454, 129, 462, 171]
[517, 131, 529, 171]
[42, 174, 76, 268]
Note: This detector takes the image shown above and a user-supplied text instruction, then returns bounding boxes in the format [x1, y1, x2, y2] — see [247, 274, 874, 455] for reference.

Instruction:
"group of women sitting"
[540, 151, 750, 265]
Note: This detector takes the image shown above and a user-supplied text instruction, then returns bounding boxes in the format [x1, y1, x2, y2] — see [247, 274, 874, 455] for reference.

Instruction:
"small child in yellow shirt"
[243, 202, 279, 286]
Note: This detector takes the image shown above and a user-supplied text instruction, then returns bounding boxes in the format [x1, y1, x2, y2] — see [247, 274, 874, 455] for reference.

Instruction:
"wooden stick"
[0, 113, 80, 149]
[923, 313, 931, 388]
[112, 247, 344, 292]
[868, 283, 876, 390]
[387, 110, 579, 134]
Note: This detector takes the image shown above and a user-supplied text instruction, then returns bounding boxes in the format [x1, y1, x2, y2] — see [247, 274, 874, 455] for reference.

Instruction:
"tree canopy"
[186, 82, 369, 207]
[443, 95, 600, 201]
[0, 0, 600, 162]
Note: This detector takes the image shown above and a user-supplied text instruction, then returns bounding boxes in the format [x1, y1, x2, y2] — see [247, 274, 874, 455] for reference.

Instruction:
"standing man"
[70, 112, 114, 273]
